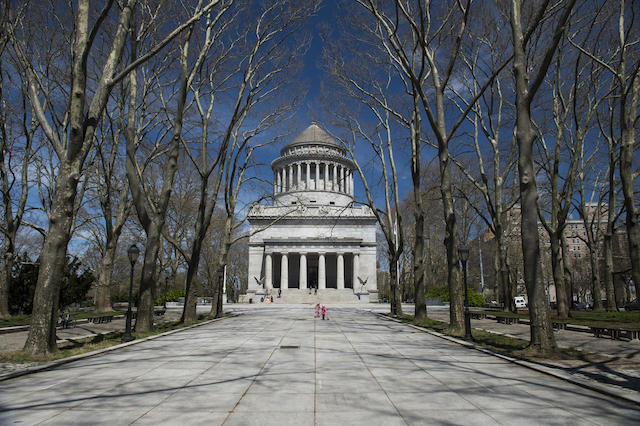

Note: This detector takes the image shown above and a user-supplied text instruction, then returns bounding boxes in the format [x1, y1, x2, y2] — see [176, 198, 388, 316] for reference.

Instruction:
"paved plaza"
[1, 306, 639, 425]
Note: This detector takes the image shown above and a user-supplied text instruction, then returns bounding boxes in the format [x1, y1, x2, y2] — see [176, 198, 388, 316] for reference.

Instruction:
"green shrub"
[426, 285, 485, 307]
[155, 288, 185, 305]
[426, 286, 450, 302]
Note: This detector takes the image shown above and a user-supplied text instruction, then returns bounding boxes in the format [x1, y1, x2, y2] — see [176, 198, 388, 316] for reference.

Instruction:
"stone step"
[274, 289, 363, 304]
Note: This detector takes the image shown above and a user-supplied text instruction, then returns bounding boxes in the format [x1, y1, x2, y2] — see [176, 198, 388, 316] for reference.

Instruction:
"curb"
[376, 313, 640, 407]
[0, 314, 237, 382]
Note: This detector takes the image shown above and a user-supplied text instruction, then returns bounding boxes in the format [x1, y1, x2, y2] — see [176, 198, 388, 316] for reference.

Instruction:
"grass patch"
[0, 314, 218, 366]
[391, 313, 585, 362]
[476, 309, 640, 328]
[563, 311, 640, 328]
[0, 311, 125, 328]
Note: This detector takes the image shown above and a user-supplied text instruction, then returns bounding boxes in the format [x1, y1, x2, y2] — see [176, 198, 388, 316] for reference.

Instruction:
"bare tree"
[510, 0, 576, 354]
[180, 0, 315, 324]
[89, 89, 131, 313]
[125, 1, 232, 332]
[569, 0, 640, 294]
[322, 18, 408, 316]
[450, 14, 519, 312]
[5, 0, 223, 353]
[0, 70, 38, 317]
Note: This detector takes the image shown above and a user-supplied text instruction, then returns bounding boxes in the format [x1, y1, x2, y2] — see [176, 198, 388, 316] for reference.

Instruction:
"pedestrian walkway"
[1, 306, 638, 425]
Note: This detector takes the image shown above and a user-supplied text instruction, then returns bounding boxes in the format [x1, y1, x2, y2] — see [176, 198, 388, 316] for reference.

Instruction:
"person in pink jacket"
[321, 305, 327, 320]
[314, 303, 320, 318]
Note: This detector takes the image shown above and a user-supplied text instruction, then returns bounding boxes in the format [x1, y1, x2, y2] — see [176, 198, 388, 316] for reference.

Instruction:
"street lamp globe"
[127, 244, 140, 266]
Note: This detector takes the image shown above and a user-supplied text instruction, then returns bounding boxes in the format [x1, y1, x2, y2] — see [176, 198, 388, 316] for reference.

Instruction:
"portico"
[246, 123, 377, 303]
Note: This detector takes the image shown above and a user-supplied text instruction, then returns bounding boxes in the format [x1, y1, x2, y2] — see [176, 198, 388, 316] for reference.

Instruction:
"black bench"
[552, 322, 567, 330]
[496, 316, 519, 325]
[88, 315, 113, 324]
[590, 326, 640, 341]
[470, 312, 487, 320]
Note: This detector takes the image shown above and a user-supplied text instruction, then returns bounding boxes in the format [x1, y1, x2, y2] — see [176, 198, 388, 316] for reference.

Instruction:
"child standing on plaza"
[315, 303, 320, 318]
[321, 304, 327, 320]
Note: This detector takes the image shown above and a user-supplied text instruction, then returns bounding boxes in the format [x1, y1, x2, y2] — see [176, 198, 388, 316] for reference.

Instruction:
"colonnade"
[263, 252, 359, 291]
[273, 162, 354, 195]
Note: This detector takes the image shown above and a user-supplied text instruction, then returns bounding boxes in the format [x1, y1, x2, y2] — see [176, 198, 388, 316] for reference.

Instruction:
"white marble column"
[273, 169, 280, 195]
[337, 253, 344, 289]
[299, 253, 307, 289]
[339, 166, 344, 192]
[332, 163, 337, 191]
[297, 163, 302, 189]
[306, 162, 310, 189]
[265, 253, 273, 290]
[345, 170, 350, 194]
[281, 253, 288, 289]
[318, 253, 326, 289]
[280, 169, 284, 193]
[349, 171, 354, 195]
[288, 165, 293, 191]
[324, 163, 329, 190]
[314, 162, 319, 190]
[353, 253, 359, 289]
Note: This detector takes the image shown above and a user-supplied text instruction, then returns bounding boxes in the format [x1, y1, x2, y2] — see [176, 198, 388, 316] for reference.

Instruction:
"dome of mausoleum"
[271, 123, 355, 207]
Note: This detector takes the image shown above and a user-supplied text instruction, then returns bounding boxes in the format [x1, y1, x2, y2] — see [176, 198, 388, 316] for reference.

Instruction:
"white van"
[514, 296, 527, 309]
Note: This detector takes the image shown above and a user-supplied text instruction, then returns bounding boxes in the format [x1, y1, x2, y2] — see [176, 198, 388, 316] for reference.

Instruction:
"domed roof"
[283, 123, 341, 153]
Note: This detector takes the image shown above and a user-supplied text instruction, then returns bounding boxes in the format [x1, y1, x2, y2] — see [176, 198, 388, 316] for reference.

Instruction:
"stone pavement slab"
[1, 305, 639, 425]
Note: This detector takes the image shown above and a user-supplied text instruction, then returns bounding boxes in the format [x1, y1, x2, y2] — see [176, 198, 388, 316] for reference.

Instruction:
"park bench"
[56, 313, 76, 329]
[552, 322, 567, 330]
[470, 312, 487, 320]
[88, 315, 113, 324]
[496, 316, 519, 325]
[154, 307, 166, 316]
[590, 326, 640, 341]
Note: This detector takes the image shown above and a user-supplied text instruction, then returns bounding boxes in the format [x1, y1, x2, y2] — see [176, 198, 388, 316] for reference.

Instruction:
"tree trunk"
[136, 221, 163, 332]
[441, 167, 463, 333]
[590, 245, 603, 311]
[389, 255, 402, 316]
[497, 236, 515, 312]
[95, 238, 118, 313]
[412, 123, 426, 320]
[550, 234, 569, 318]
[603, 231, 617, 311]
[510, 0, 557, 355]
[182, 192, 207, 324]
[619, 77, 640, 293]
[0, 232, 16, 317]
[23, 165, 78, 354]
[493, 246, 503, 306]
[0, 247, 14, 317]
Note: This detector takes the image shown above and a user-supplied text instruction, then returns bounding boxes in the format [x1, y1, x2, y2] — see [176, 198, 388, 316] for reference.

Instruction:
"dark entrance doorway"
[307, 255, 318, 290]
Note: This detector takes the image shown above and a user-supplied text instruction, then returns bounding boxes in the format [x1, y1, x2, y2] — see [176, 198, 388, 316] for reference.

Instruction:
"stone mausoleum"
[245, 123, 377, 303]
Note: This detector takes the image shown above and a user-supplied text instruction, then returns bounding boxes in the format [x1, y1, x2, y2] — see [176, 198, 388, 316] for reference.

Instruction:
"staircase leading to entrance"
[273, 289, 362, 304]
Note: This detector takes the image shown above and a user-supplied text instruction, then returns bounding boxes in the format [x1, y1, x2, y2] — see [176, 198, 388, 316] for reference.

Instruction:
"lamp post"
[122, 244, 140, 342]
[458, 245, 472, 341]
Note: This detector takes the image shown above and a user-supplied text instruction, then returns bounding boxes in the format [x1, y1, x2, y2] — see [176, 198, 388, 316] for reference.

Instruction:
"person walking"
[321, 304, 327, 320]
[315, 303, 320, 318]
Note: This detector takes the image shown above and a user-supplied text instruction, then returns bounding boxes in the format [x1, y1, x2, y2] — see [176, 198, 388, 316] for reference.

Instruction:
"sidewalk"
[416, 306, 640, 395]
[1, 306, 638, 425]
